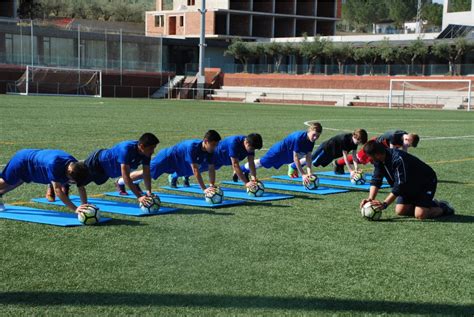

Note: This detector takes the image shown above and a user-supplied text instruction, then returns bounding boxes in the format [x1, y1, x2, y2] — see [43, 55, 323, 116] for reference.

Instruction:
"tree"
[448, 0, 472, 12]
[422, 3, 443, 28]
[432, 38, 473, 75]
[388, 0, 417, 29]
[263, 42, 295, 73]
[342, 0, 388, 32]
[353, 44, 380, 75]
[18, 0, 43, 19]
[326, 42, 353, 75]
[225, 39, 257, 73]
[405, 38, 428, 74]
[379, 38, 399, 75]
[298, 36, 328, 74]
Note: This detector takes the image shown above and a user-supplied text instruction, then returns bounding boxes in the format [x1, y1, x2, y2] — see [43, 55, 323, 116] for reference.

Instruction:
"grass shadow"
[0, 292, 472, 315]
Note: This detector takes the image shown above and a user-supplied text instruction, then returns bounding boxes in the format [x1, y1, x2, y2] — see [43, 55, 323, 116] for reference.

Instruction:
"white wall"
[442, 0, 474, 29]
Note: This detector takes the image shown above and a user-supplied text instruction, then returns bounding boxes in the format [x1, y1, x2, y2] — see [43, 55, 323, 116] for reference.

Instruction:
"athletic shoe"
[333, 161, 345, 175]
[115, 180, 128, 195]
[182, 177, 190, 187]
[232, 173, 239, 182]
[287, 165, 299, 178]
[437, 200, 455, 216]
[0, 195, 5, 212]
[168, 174, 178, 188]
[46, 184, 56, 202]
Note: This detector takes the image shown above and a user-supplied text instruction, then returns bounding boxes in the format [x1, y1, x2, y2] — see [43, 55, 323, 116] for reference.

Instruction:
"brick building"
[146, 0, 342, 39]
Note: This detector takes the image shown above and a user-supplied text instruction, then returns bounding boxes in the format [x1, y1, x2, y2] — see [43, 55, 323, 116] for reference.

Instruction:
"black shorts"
[396, 178, 437, 208]
[311, 146, 334, 168]
[83, 149, 109, 186]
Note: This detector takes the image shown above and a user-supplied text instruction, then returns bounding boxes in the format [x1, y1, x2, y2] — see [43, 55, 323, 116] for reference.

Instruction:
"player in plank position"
[44, 133, 159, 207]
[0, 149, 89, 213]
[288, 129, 368, 178]
[360, 140, 454, 220]
[185, 133, 263, 188]
[240, 123, 322, 187]
[333, 130, 419, 174]
[121, 130, 222, 197]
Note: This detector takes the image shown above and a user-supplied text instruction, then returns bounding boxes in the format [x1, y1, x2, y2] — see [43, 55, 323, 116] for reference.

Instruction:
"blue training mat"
[0, 205, 111, 227]
[32, 196, 179, 217]
[316, 171, 388, 183]
[271, 175, 390, 191]
[221, 181, 348, 195]
[104, 191, 246, 208]
[161, 184, 294, 202]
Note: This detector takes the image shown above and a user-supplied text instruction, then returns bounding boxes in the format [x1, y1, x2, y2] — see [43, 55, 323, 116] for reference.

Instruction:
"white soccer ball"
[205, 187, 224, 204]
[360, 202, 382, 221]
[78, 205, 100, 225]
[139, 195, 161, 213]
[351, 171, 366, 185]
[247, 181, 265, 197]
[304, 174, 320, 190]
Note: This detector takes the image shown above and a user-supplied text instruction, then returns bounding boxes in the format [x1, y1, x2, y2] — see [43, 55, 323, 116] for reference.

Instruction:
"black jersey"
[321, 133, 357, 158]
[376, 130, 407, 148]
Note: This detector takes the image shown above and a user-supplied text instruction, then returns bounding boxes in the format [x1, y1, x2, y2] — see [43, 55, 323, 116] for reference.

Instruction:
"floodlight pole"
[30, 20, 34, 66]
[197, 0, 207, 99]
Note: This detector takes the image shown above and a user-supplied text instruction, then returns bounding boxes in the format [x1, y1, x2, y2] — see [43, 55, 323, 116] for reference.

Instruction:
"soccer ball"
[360, 202, 382, 221]
[205, 187, 224, 204]
[304, 174, 320, 190]
[247, 181, 265, 197]
[351, 171, 366, 185]
[139, 195, 161, 213]
[78, 205, 100, 225]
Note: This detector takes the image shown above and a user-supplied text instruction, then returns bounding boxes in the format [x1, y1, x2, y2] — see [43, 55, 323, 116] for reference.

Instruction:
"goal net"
[389, 79, 472, 111]
[14, 65, 102, 97]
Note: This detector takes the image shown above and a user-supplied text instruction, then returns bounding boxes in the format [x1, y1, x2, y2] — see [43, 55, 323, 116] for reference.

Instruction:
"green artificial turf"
[0, 95, 473, 316]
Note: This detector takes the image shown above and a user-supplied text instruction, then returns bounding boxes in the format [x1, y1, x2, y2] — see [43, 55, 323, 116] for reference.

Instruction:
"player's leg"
[0, 178, 24, 211]
[394, 203, 415, 217]
[414, 180, 452, 219]
[241, 158, 263, 174]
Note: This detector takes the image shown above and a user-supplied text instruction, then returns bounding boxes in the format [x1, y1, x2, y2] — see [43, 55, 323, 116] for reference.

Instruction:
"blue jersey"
[2, 149, 76, 185]
[98, 140, 150, 178]
[215, 135, 253, 166]
[151, 139, 215, 177]
[260, 131, 314, 169]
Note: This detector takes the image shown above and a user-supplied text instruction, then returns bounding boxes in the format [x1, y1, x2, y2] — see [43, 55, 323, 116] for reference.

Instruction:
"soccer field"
[0, 95, 473, 316]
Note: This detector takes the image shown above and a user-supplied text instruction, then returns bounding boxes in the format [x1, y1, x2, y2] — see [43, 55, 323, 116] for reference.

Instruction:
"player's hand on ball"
[370, 200, 384, 210]
[138, 195, 153, 207]
[245, 181, 256, 188]
[204, 187, 215, 195]
[302, 174, 311, 185]
[360, 198, 372, 209]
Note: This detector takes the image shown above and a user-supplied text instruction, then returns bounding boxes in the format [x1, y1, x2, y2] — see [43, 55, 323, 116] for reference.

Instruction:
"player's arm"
[192, 163, 207, 192]
[208, 164, 216, 188]
[294, 151, 310, 184]
[304, 152, 312, 175]
[231, 157, 250, 185]
[360, 164, 383, 208]
[77, 186, 88, 205]
[120, 164, 146, 202]
[372, 193, 397, 210]
[247, 155, 257, 181]
[52, 181, 78, 212]
[352, 149, 359, 171]
[342, 150, 354, 174]
[142, 164, 152, 196]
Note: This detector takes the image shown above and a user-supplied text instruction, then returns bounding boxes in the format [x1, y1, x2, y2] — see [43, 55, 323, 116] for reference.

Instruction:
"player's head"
[353, 129, 368, 145]
[66, 162, 90, 186]
[203, 130, 221, 153]
[363, 140, 386, 162]
[138, 133, 160, 157]
[245, 133, 263, 152]
[404, 133, 419, 148]
[307, 122, 322, 142]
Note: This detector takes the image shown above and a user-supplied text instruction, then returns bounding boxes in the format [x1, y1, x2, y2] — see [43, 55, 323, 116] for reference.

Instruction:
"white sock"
[117, 178, 125, 186]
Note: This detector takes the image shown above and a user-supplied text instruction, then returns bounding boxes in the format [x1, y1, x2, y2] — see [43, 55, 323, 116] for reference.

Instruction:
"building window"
[154, 15, 164, 27]
[179, 16, 184, 27]
[187, 0, 195, 6]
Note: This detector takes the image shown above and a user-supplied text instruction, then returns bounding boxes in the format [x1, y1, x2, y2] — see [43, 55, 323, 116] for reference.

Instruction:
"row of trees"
[224, 38, 474, 76]
[18, 0, 154, 22]
[341, 0, 443, 32]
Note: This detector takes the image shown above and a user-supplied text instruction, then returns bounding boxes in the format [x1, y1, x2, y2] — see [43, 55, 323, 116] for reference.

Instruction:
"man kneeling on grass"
[360, 140, 455, 220]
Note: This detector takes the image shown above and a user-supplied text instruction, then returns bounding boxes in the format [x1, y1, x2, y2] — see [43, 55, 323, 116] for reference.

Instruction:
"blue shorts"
[260, 147, 293, 169]
[396, 178, 437, 208]
[311, 146, 334, 168]
[1, 158, 25, 185]
[83, 149, 109, 186]
[150, 151, 186, 179]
